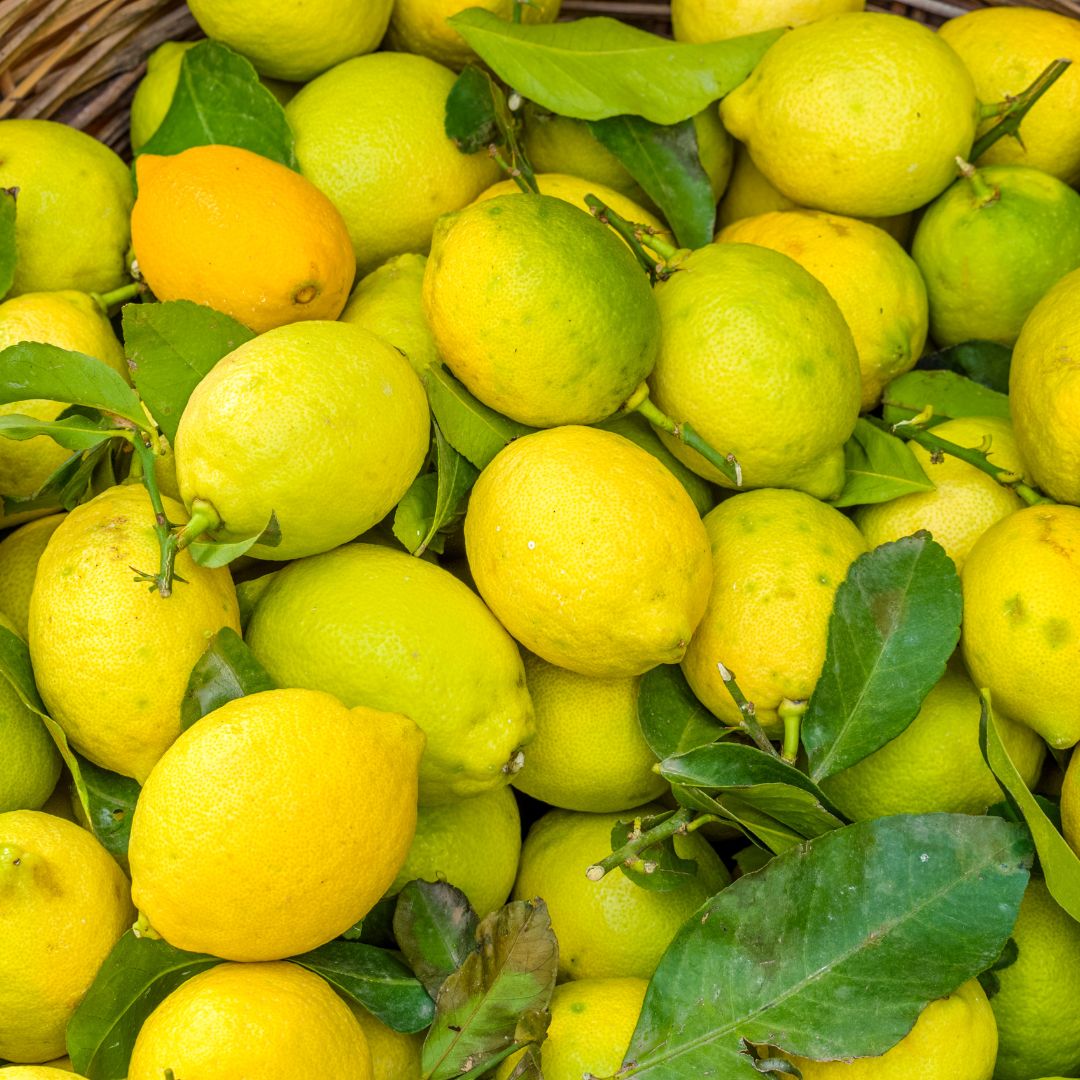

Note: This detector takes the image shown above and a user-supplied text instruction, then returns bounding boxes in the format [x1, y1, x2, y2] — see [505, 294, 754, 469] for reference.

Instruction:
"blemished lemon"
[683, 489, 866, 731]
[174, 321, 429, 561]
[339, 254, 438, 376]
[820, 660, 1044, 820]
[514, 807, 730, 980]
[854, 416, 1027, 572]
[388, 0, 561, 68]
[129, 40, 197, 151]
[1009, 267, 1080, 505]
[129, 688, 423, 961]
[389, 785, 520, 917]
[673, 0, 863, 41]
[286, 53, 500, 275]
[721, 13, 977, 218]
[185, 0, 391, 81]
[28, 485, 241, 782]
[495, 978, 647, 1080]
[349, 1004, 423, 1080]
[512, 653, 667, 813]
[0, 514, 63, 639]
[912, 165, 1080, 349]
[0, 811, 133, 1063]
[423, 195, 659, 427]
[465, 426, 712, 678]
[132, 145, 355, 333]
[961, 504, 1080, 749]
[0, 119, 133, 296]
[127, 961, 373, 1080]
[649, 242, 861, 498]
[717, 210, 927, 410]
[939, 8, 1080, 186]
[780, 979, 996, 1079]
[245, 543, 535, 804]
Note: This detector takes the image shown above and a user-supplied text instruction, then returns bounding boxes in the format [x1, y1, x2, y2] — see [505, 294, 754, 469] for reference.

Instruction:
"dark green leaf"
[138, 40, 297, 169]
[589, 115, 715, 249]
[916, 340, 1012, 393]
[75, 753, 140, 867]
[187, 511, 281, 568]
[637, 664, 725, 761]
[418, 426, 479, 555]
[675, 785, 806, 855]
[394, 472, 441, 554]
[448, 11, 782, 125]
[180, 626, 276, 731]
[66, 930, 223, 1079]
[732, 844, 772, 878]
[0, 411, 126, 452]
[422, 364, 534, 470]
[802, 535, 962, 782]
[446, 66, 503, 153]
[0, 187, 16, 300]
[122, 300, 255, 443]
[611, 811, 700, 892]
[623, 814, 1032, 1078]
[422, 899, 559, 1080]
[294, 940, 435, 1034]
[393, 880, 480, 999]
[831, 418, 935, 509]
[881, 369, 1010, 426]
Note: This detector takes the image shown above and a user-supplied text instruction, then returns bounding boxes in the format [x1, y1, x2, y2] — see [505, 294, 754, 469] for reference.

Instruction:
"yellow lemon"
[960, 504, 1080, 749]
[465, 426, 712, 677]
[683, 489, 866, 731]
[673, 0, 862, 40]
[0, 514, 64, 639]
[349, 1004, 423, 1080]
[28, 485, 241, 782]
[721, 13, 977, 217]
[286, 53, 500, 275]
[129, 688, 423, 961]
[127, 961, 373, 1079]
[0, 1069, 84, 1078]
[0, 810, 133, 1063]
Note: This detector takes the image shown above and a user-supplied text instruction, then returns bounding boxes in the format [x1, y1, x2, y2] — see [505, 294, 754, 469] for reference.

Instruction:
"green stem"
[956, 158, 999, 208]
[92, 282, 142, 314]
[175, 498, 222, 550]
[716, 660, 781, 758]
[633, 391, 742, 487]
[586, 808, 698, 881]
[490, 148, 535, 194]
[778, 698, 806, 764]
[131, 432, 181, 597]
[584, 195, 671, 281]
[971, 58, 1071, 161]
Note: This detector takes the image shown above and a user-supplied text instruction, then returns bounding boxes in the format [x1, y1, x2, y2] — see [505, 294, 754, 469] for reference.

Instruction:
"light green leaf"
[0, 412, 127, 452]
[187, 512, 281, 568]
[832, 417, 935, 508]
[882, 369, 1011, 426]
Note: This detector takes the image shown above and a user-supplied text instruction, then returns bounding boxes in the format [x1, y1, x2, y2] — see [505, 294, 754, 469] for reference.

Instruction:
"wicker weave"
[2, 0, 1079, 154]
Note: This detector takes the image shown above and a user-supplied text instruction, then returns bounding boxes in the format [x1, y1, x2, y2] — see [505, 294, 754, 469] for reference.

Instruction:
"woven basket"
[3, 0, 1080, 156]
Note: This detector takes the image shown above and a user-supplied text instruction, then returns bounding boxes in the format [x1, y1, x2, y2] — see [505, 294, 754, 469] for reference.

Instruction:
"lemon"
[286, 53, 500, 275]
[390, 785, 520, 918]
[340, 253, 438, 376]
[465, 426, 712, 677]
[349, 1004, 423, 1080]
[820, 660, 1044, 820]
[0, 120, 133, 297]
[721, 13, 977, 218]
[0, 810, 133, 1062]
[129, 40, 197, 151]
[780, 979, 996, 1079]
[175, 321, 428, 561]
[960, 504, 1080, 749]
[127, 961, 373, 1079]
[718, 210, 927, 410]
[673, 0, 862, 40]
[130, 688, 422, 961]
[854, 416, 1027, 572]
[649, 242, 860, 498]
[1009, 267, 1080, 505]
[939, 8, 1080, 186]
[28, 485, 241, 782]
[388, 0, 561, 69]
[245, 543, 534, 804]
[495, 978, 647, 1080]
[0, 514, 63, 639]
[132, 145, 355, 333]
[512, 653, 666, 813]
[424, 195, 659, 427]
[186, 0, 391, 81]
[683, 489, 866, 731]
[912, 164, 1080, 349]
[514, 807, 730, 980]
[983, 878, 1080, 1080]
[0, 1069, 84, 1078]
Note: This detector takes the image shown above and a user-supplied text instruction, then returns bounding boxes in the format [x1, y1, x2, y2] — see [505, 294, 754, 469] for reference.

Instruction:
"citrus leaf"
[0, 411, 127, 452]
[123, 300, 254, 444]
[637, 664, 726, 761]
[802, 534, 962, 783]
[0, 187, 16, 300]
[675, 785, 806, 855]
[180, 626, 276, 731]
[418, 425, 479, 555]
[623, 814, 1032, 1078]
[588, 114, 715, 248]
[0, 342, 146, 426]
[831, 417, 935, 509]
[981, 691, 1080, 921]
[75, 752, 140, 868]
[394, 472, 440, 554]
[881, 369, 1010, 426]
[446, 66, 503, 153]
[0, 439, 113, 517]
[448, 11, 782, 125]
[187, 511, 281, 568]
[916, 340, 1012, 393]
[138, 40, 297, 169]
[293, 940, 435, 1034]
[421, 899, 559, 1080]
[66, 930, 224, 1079]
[393, 879, 480, 999]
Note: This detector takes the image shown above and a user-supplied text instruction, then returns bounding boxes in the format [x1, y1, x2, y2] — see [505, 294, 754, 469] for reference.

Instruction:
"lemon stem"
[584, 195, 678, 281]
[956, 158, 1000, 209]
[970, 58, 1071, 161]
[586, 807, 709, 881]
[632, 390, 742, 487]
[175, 498, 222, 551]
[92, 282, 142, 315]
[131, 431, 182, 598]
[778, 698, 806, 764]
[717, 660, 780, 758]
[490, 147, 536, 194]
